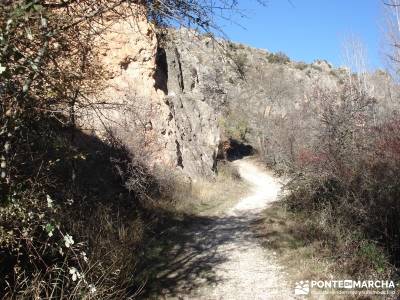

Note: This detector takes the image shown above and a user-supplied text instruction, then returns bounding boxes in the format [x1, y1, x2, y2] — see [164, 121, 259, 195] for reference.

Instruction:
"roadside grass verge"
[254, 201, 399, 300]
[255, 203, 346, 282]
[162, 161, 248, 216]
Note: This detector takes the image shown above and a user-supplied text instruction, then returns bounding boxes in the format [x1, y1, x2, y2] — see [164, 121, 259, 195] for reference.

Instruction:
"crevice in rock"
[212, 148, 218, 172]
[175, 140, 184, 168]
[119, 56, 134, 70]
[154, 47, 168, 94]
[174, 48, 185, 92]
[190, 67, 198, 90]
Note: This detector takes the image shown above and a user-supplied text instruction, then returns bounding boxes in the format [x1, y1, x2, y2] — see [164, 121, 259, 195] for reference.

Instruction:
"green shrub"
[329, 70, 338, 77]
[311, 64, 323, 72]
[219, 115, 250, 141]
[358, 241, 388, 273]
[295, 62, 308, 70]
[267, 51, 290, 64]
[230, 51, 248, 78]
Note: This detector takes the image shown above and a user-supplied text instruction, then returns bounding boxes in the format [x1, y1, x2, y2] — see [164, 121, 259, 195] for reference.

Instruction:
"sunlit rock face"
[158, 29, 344, 150]
[163, 28, 398, 151]
[79, 6, 220, 178]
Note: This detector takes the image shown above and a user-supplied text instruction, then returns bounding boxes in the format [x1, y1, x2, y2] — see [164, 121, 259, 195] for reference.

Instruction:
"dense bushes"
[278, 83, 400, 274]
[0, 113, 159, 298]
[1, 0, 247, 298]
[0, 2, 145, 297]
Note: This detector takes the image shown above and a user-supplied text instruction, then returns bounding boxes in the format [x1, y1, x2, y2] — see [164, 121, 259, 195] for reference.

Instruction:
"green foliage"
[267, 51, 290, 64]
[0, 1, 139, 298]
[227, 41, 236, 50]
[294, 62, 308, 70]
[230, 50, 248, 78]
[311, 64, 323, 72]
[329, 69, 338, 77]
[219, 114, 250, 141]
[358, 241, 388, 273]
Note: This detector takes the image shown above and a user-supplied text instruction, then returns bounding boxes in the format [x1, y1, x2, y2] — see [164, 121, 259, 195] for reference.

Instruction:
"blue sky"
[217, 0, 384, 70]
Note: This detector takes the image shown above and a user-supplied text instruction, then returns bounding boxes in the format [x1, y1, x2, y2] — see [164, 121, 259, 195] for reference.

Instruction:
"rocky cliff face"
[79, 10, 220, 179]
[161, 29, 398, 151]
[79, 14, 398, 178]
[160, 29, 344, 145]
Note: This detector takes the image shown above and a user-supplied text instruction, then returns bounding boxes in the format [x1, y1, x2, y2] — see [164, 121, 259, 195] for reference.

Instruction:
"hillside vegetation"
[234, 52, 400, 279]
[0, 1, 246, 298]
[162, 25, 400, 279]
[2, 0, 400, 298]
[221, 41, 400, 278]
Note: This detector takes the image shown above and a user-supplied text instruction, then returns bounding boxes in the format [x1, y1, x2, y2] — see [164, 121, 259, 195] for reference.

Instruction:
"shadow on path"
[136, 211, 262, 299]
[134, 159, 292, 299]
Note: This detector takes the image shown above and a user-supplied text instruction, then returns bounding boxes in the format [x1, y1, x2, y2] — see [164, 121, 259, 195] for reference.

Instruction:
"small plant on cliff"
[230, 51, 248, 78]
[267, 51, 290, 64]
[295, 62, 308, 70]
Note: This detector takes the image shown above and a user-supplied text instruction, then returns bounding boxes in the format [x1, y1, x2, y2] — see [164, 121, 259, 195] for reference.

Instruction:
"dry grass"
[131, 160, 251, 298]
[254, 202, 398, 300]
[256, 204, 338, 281]
[171, 162, 249, 216]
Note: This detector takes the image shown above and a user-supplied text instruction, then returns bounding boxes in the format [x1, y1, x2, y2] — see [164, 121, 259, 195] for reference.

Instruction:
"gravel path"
[199, 159, 294, 299]
[150, 159, 294, 300]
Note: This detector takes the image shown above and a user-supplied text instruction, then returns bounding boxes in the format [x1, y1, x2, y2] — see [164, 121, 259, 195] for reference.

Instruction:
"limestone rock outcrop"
[79, 8, 220, 178]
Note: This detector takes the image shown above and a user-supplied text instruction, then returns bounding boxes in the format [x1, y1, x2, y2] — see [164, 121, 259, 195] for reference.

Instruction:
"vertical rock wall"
[79, 7, 220, 178]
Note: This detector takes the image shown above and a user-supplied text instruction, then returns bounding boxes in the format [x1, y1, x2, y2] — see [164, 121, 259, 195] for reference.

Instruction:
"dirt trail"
[200, 159, 294, 299]
[146, 158, 294, 299]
